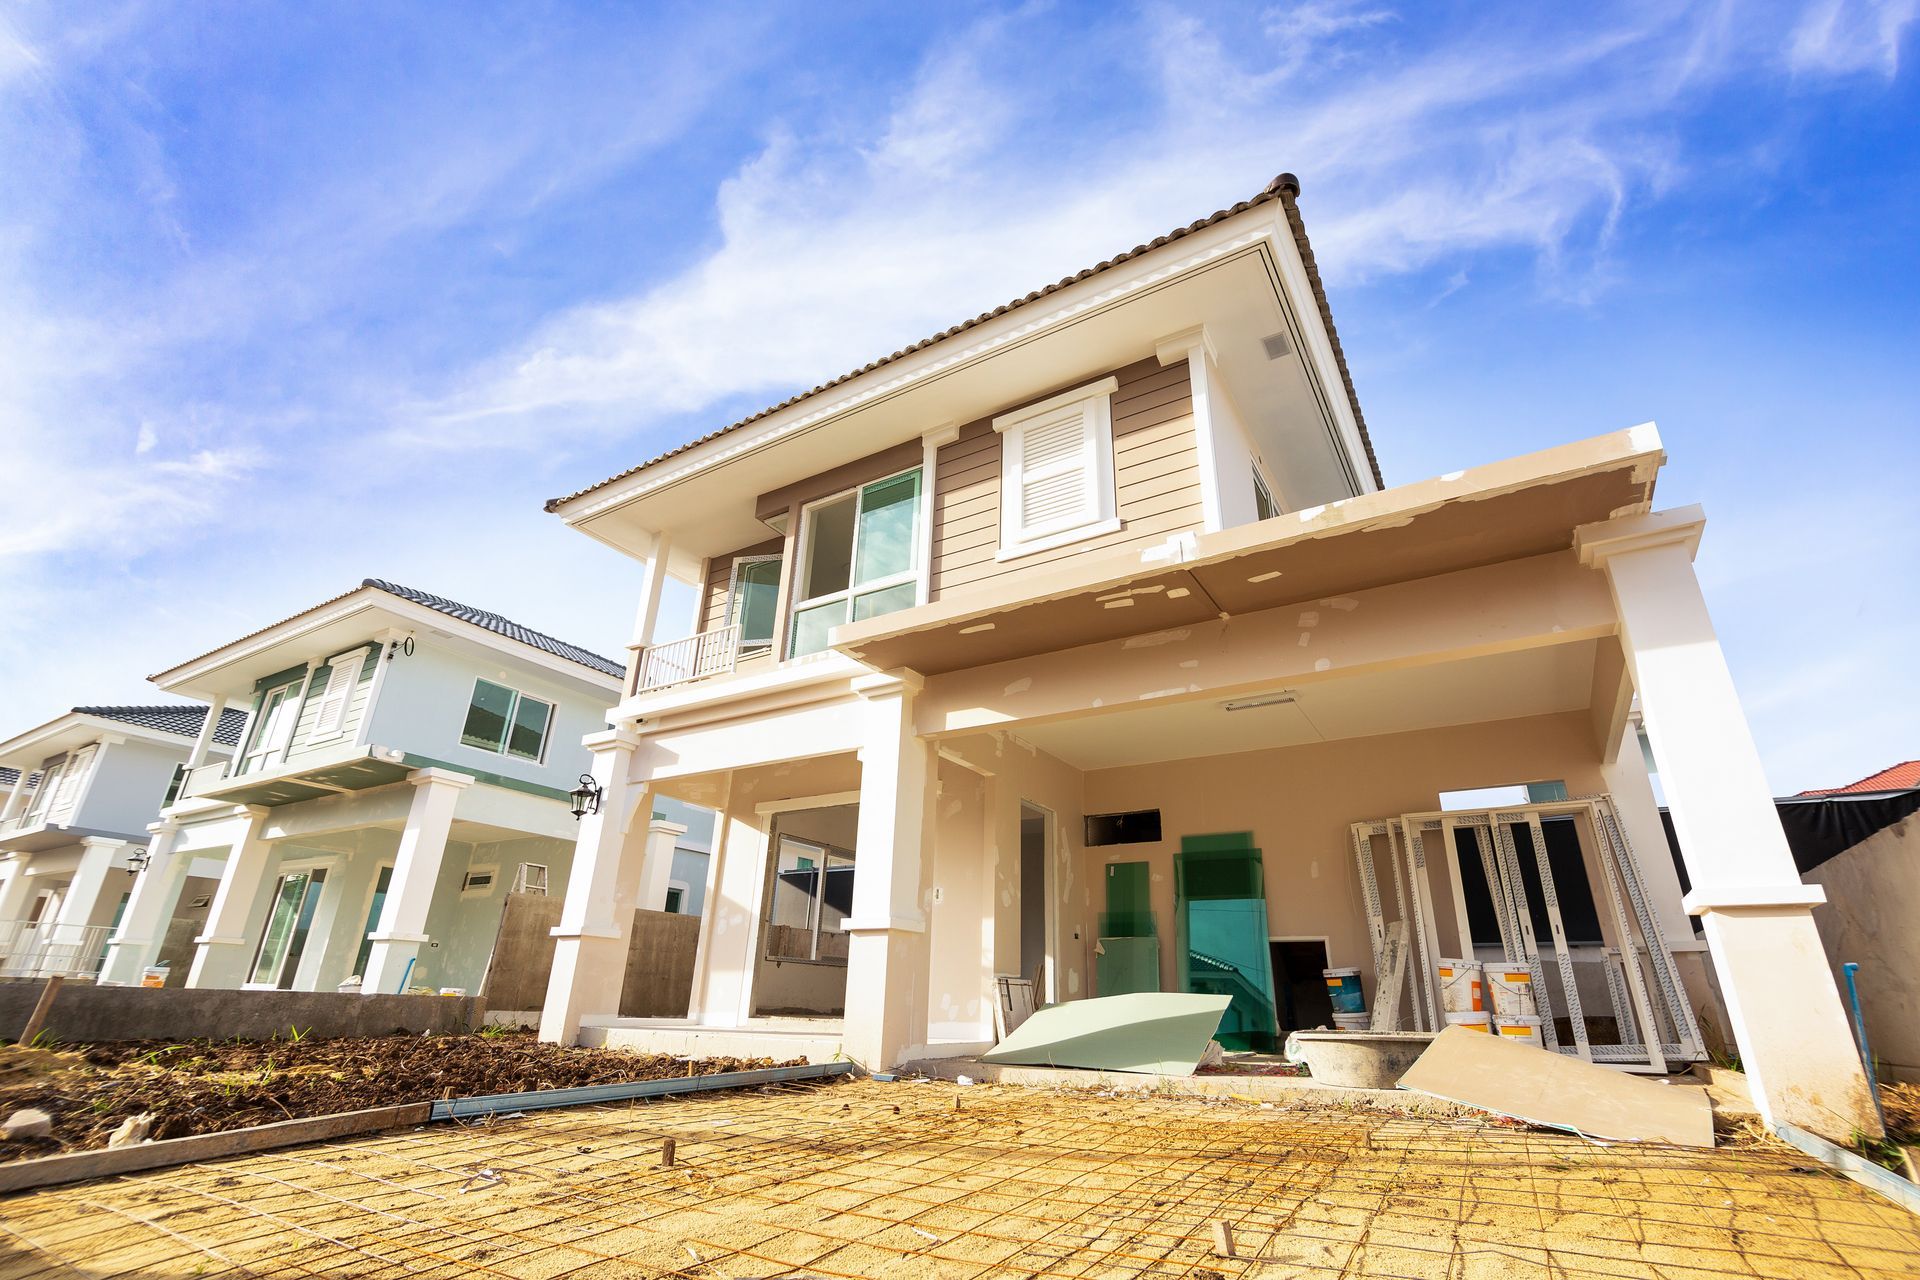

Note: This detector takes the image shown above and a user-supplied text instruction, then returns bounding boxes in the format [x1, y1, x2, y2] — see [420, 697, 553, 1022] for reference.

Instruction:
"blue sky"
[1, 1, 1914, 793]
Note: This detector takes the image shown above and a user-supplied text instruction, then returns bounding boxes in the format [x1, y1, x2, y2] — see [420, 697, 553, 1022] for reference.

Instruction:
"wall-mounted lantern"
[569, 774, 602, 820]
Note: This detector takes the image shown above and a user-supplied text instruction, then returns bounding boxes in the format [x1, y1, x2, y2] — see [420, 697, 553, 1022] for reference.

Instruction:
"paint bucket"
[337, 977, 363, 994]
[1323, 967, 1366, 1015]
[1444, 1009, 1490, 1033]
[1485, 966, 1537, 1017]
[1493, 1015, 1544, 1048]
[1437, 959, 1484, 1013]
[139, 965, 168, 990]
[1331, 1011, 1371, 1031]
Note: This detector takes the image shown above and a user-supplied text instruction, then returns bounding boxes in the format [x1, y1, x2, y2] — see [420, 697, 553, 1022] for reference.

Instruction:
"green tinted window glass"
[353, 866, 393, 979]
[790, 599, 845, 656]
[461, 680, 514, 751]
[733, 559, 781, 645]
[851, 581, 916, 623]
[801, 495, 857, 598]
[853, 471, 919, 586]
[250, 872, 313, 986]
[507, 695, 552, 761]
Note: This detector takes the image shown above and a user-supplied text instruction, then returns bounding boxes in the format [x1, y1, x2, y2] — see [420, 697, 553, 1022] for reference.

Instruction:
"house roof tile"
[73, 705, 250, 746]
[361, 580, 626, 679]
[1795, 760, 1920, 797]
[546, 172, 1383, 513]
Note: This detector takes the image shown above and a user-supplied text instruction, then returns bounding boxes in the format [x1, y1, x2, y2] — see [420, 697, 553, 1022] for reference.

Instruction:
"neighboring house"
[100, 580, 625, 997]
[1664, 761, 1920, 1084]
[0, 705, 245, 978]
[526, 173, 1873, 1140]
[654, 795, 714, 917]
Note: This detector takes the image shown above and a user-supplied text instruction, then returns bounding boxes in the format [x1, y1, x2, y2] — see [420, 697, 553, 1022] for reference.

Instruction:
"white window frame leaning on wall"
[994, 375, 1121, 560]
[459, 677, 555, 764]
[787, 467, 923, 657]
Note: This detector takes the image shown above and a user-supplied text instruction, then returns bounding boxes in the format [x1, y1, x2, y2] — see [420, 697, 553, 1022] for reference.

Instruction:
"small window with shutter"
[994, 375, 1120, 559]
[311, 650, 366, 739]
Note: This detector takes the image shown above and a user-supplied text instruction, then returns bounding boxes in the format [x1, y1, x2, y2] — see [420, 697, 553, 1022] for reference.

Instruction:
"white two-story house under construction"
[532, 173, 1875, 1144]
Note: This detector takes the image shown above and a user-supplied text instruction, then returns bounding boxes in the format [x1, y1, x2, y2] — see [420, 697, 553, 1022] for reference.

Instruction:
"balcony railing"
[179, 759, 234, 802]
[628, 624, 742, 696]
[0, 920, 113, 980]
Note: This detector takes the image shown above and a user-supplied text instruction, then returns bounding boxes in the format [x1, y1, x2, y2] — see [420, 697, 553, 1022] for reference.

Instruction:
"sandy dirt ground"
[1, 1078, 1916, 1278]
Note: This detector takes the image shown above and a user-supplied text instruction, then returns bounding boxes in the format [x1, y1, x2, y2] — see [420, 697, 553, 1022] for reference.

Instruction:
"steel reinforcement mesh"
[3, 1079, 1917, 1278]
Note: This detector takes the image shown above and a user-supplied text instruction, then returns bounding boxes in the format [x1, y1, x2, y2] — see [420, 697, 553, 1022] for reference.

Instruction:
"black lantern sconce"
[126, 846, 151, 875]
[569, 774, 602, 820]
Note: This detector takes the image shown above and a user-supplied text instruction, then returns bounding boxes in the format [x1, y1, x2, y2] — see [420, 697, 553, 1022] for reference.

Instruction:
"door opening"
[1019, 804, 1048, 999]
[1269, 938, 1335, 1033]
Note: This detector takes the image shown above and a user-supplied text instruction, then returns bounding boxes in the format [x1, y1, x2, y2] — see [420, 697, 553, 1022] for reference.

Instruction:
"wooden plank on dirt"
[0, 1102, 432, 1196]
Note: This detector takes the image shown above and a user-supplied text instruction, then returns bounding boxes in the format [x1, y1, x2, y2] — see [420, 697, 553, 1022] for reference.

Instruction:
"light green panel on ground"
[980, 992, 1231, 1075]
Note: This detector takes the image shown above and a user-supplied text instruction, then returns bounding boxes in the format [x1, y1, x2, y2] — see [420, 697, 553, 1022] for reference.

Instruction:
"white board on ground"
[1397, 1026, 1714, 1147]
[979, 993, 1232, 1075]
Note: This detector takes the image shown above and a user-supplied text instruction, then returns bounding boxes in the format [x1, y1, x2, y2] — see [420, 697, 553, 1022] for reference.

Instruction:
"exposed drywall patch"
[1004, 677, 1033, 696]
[1314, 658, 1332, 672]
[1120, 629, 1191, 649]
[1323, 597, 1360, 612]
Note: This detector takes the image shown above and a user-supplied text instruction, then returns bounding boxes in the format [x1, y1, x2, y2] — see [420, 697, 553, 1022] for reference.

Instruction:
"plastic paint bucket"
[1437, 959, 1484, 1013]
[139, 965, 168, 990]
[1323, 967, 1366, 1016]
[1331, 1011, 1371, 1031]
[1485, 966, 1537, 1017]
[1444, 1009, 1491, 1033]
[1493, 1015, 1544, 1047]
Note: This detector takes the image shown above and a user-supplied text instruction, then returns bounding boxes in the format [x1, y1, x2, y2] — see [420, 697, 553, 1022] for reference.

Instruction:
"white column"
[186, 808, 275, 989]
[53, 837, 124, 929]
[359, 768, 473, 994]
[185, 697, 229, 772]
[1578, 507, 1879, 1141]
[540, 730, 652, 1043]
[842, 672, 935, 1070]
[632, 533, 674, 648]
[101, 823, 189, 984]
[638, 817, 687, 914]
[0, 767, 33, 825]
[0, 857, 38, 922]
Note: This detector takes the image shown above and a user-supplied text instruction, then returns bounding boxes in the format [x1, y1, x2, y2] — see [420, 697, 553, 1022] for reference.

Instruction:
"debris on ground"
[1397, 1025, 1714, 1147]
[0, 1031, 801, 1159]
[1, 1108, 53, 1140]
[1882, 1080, 1920, 1143]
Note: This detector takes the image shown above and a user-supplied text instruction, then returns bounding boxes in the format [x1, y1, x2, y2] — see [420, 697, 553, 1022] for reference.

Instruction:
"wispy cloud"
[1787, 0, 1917, 77]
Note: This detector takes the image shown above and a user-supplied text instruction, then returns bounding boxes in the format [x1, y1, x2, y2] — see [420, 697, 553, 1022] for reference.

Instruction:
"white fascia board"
[0, 714, 183, 768]
[550, 208, 1287, 531]
[151, 587, 622, 699]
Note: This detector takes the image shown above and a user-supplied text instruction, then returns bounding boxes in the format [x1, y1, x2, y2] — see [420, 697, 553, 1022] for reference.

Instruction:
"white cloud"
[1787, 0, 1917, 77]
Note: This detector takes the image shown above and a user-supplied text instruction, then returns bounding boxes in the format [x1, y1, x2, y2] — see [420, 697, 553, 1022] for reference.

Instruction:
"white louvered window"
[994, 375, 1120, 559]
[311, 650, 365, 738]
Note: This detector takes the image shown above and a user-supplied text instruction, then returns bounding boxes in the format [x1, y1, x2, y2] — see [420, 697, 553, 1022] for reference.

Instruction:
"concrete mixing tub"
[1291, 1031, 1437, 1089]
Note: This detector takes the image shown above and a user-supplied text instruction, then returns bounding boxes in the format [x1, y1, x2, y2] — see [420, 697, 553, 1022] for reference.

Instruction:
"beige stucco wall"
[1805, 808, 1920, 1082]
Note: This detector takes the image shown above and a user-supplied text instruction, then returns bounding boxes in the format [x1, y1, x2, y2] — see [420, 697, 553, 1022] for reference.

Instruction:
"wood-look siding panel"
[929, 356, 1203, 601]
[286, 646, 377, 762]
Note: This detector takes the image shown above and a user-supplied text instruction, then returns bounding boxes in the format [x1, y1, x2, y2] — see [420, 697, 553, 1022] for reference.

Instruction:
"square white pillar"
[360, 768, 473, 994]
[841, 673, 935, 1070]
[540, 730, 651, 1043]
[101, 823, 189, 985]
[186, 808, 275, 989]
[1578, 506, 1879, 1141]
[639, 818, 687, 914]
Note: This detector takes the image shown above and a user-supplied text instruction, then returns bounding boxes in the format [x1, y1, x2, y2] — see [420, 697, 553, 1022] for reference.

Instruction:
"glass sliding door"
[249, 868, 328, 989]
[351, 865, 393, 980]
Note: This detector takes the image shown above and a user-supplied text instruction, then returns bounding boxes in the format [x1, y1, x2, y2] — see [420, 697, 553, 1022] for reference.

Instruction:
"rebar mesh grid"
[2, 1079, 1916, 1278]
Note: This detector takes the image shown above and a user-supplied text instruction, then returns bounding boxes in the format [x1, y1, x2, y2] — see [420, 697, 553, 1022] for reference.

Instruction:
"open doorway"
[752, 802, 858, 1018]
[1019, 803, 1050, 1001]
[1269, 937, 1335, 1033]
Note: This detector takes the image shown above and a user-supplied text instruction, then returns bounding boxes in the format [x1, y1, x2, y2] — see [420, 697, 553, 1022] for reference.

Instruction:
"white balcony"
[627, 624, 744, 696]
[0, 920, 113, 981]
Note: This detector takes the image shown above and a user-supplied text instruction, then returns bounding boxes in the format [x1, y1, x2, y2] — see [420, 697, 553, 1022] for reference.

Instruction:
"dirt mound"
[0, 1031, 800, 1159]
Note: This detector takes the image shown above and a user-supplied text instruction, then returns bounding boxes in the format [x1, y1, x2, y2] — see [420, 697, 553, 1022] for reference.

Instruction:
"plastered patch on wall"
[1004, 677, 1033, 696]
[1314, 658, 1332, 671]
[1322, 596, 1360, 611]
[1297, 611, 1320, 628]
[1298, 634, 1311, 647]
[1120, 628, 1191, 649]
[1178, 659, 1198, 669]
[1067, 970, 1081, 995]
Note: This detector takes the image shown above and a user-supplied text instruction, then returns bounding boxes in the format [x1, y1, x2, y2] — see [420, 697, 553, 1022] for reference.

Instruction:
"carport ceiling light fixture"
[1221, 691, 1297, 712]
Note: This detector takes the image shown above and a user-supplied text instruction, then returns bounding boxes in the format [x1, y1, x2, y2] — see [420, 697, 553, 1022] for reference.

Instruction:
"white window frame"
[458, 678, 555, 765]
[787, 467, 923, 656]
[725, 554, 783, 653]
[21, 756, 64, 822]
[665, 879, 691, 914]
[309, 648, 367, 741]
[1252, 462, 1280, 521]
[241, 677, 304, 774]
[460, 864, 499, 899]
[993, 375, 1121, 561]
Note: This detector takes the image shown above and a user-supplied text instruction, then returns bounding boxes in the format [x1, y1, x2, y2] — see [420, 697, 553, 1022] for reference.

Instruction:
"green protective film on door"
[1097, 861, 1159, 996]
[1175, 834, 1279, 1052]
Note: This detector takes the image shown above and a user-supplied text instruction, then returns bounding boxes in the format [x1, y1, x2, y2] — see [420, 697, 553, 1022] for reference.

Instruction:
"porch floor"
[5, 1078, 1914, 1278]
[576, 1015, 846, 1063]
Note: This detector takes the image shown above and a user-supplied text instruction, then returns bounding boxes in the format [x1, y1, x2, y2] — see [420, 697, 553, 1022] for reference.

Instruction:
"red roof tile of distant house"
[1796, 760, 1920, 796]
